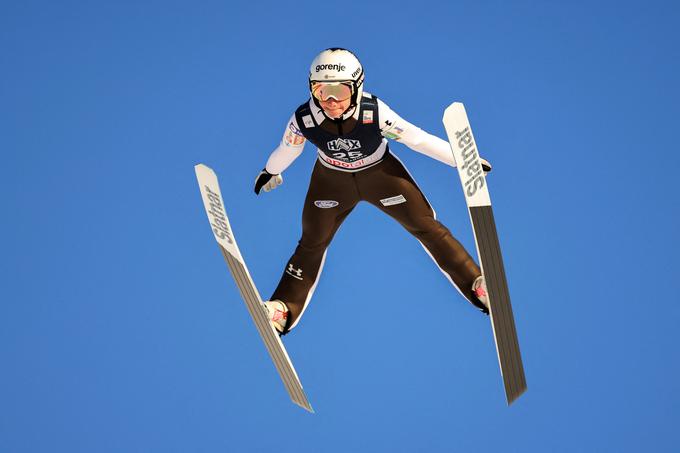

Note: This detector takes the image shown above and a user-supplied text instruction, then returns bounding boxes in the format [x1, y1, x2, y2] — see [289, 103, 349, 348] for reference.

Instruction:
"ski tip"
[446, 101, 465, 110]
[444, 101, 465, 113]
[195, 163, 216, 178]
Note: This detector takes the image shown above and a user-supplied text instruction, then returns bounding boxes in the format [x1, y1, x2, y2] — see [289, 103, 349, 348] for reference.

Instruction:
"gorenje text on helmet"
[315, 63, 347, 73]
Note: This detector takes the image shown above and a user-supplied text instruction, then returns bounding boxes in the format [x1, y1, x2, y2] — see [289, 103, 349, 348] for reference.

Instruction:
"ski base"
[195, 163, 313, 413]
[443, 102, 527, 405]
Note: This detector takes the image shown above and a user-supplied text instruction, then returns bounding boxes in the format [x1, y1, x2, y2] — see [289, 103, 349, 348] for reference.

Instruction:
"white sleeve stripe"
[377, 98, 456, 167]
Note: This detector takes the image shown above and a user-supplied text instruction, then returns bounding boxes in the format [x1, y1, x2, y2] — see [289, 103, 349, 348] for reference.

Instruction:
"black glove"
[254, 169, 283, 195]
[481, 158, 492, 174]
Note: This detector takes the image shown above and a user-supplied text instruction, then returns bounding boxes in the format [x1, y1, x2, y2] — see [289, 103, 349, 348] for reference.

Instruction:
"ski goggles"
[311, 82, 353, 102]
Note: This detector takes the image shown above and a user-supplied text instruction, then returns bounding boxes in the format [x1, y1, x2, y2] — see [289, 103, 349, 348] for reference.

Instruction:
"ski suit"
[264, 93, 484, 333]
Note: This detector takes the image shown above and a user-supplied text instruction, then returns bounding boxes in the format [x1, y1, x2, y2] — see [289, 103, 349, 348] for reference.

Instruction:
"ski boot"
[472, 275, 490, 315]
[264, 300, 289, 334]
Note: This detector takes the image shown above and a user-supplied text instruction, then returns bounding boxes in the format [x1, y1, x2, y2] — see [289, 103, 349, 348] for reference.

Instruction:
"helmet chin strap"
[334, 105, 357, 122]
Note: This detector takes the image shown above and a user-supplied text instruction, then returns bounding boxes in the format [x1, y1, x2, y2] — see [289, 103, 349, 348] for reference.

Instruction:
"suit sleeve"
[377, 99, 457, 168]
[264, 114, 306, 174]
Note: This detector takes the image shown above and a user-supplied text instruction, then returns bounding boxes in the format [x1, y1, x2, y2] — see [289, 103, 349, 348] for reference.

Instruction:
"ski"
[195, 164, 313, 413]
[442, 103, 527, 405]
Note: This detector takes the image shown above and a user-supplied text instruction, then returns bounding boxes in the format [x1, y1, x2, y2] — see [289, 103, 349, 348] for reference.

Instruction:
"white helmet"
[309, 48, 364, 118]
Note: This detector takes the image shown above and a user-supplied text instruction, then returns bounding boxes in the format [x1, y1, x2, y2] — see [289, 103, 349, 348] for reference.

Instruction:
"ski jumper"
[266, 93, 483, 333]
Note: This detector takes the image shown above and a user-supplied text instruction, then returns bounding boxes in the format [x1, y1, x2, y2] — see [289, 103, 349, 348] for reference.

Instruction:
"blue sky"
[2, 0, 679, 451]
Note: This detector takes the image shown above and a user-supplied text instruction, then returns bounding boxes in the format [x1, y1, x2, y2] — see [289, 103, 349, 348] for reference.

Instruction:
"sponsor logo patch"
[288, 121, 303, 135]
[383, 125, 404, 140]
[314, 200, 339, 208]
[380, 195, 407, 206]
[327, 138, 361, 152]
[302, 115, 314, 128]
[318, 146, 385, 170]
[362, 110, 373, 124]
[286, 263, 303, 280]
[284, 121, 305, 146]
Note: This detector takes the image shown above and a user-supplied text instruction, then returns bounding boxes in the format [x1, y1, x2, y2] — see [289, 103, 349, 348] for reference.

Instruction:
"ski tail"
[470, 205, 526, 404]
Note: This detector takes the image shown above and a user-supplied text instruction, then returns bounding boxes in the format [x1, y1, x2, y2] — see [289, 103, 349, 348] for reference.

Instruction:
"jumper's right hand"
[481, 158, 492, 174]
[254, 169, 283, 195]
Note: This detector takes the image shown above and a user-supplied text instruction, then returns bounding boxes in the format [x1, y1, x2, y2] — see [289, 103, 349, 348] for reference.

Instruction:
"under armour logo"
[286, 263, 303, 280]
